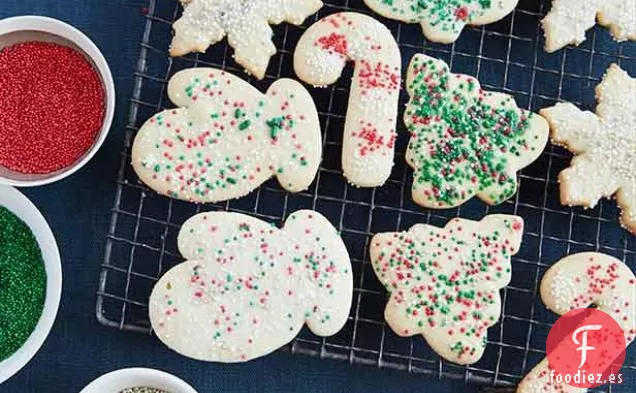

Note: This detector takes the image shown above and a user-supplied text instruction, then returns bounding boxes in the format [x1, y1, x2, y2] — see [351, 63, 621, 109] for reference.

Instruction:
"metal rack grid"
[96, 0, 636, 390]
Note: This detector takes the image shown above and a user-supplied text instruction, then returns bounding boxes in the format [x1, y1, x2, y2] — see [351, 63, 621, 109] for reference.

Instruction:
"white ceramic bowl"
[0, 185, 62, 384]
[0, 15, 115, 187]
[80, 368, 199, 393]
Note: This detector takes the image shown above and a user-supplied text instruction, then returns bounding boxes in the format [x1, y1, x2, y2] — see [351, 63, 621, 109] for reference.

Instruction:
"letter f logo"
[572, 324, 602, 368]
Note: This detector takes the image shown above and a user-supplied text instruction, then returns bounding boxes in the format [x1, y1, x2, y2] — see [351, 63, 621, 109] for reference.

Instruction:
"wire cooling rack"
[97, 0, 636, 390]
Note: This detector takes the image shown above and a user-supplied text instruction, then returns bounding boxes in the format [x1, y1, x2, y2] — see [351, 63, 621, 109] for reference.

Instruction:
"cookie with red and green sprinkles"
[363, 0, 519, 44]
[132, 68, 321, 204]
[294, 12, 401, 187]
[517, 252, 635, 393]
[370, 214, 524, 365]
[170, 0, 323, 79]
[149, 210, 353, 362]
[404, 54, 549, 209]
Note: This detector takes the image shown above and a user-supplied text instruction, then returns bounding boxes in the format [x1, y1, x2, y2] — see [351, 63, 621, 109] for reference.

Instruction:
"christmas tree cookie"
[404, 54, 549, 209]
[370, 214, 524, 365]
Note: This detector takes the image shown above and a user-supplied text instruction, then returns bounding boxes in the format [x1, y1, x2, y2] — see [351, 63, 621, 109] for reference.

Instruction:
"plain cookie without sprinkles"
[370, 215, 524, 365]
[170, 0, 323, 79]
[294, 12, 401, 188]
[517, 252, 635, 393]
[132, 68, 321, 204]
[363, 0, 519, 44]
[149, 210, 353, 362]
[541, 64, 636, 234]
[542, 0, 636, 53]
[404, 54, 549, 209]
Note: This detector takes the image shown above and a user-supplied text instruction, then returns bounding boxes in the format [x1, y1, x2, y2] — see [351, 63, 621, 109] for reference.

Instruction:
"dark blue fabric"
[0, 1, 475, 392]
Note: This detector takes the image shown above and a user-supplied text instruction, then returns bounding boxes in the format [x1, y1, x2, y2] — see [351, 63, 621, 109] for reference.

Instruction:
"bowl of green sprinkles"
[0, 185, 61, 384]
[80, 368, 198, 393]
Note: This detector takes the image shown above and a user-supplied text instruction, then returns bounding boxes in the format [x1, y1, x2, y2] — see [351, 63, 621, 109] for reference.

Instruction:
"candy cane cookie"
[370, 215, 525, 365]
[132, 68, 321, 203]
[363, 0, 519, 44]
[170, 0, 323, 79]
[517, 252, 635, 393]
[405, 54, 549, 209]
[294, 12, 401, 187]
[149, 210, 353, 362]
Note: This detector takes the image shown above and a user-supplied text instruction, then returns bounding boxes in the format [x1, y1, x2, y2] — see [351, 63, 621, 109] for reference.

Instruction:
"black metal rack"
[96, 0, 636, 390]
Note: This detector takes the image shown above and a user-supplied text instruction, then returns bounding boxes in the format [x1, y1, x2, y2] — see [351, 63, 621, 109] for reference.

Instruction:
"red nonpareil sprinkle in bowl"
[0, 41, 105, 174]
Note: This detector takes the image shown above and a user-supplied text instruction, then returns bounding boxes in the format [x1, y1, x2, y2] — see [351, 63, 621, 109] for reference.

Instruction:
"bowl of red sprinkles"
[0, 16, 115, 186]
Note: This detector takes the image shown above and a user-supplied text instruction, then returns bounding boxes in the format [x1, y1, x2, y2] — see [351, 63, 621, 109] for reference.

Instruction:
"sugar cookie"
[132, 68, 321, 203]
[405, 54, 549, 209]
[363, 0, 519, 44]
[542, 0, 636, 53]
[370, 215, 524, 365]
[170, 0, 323, 79]
[294, 12, 401, 187]
[541, 64, 636, 234]
[149, 210, 353, 362]
[517, 252, 635, 393]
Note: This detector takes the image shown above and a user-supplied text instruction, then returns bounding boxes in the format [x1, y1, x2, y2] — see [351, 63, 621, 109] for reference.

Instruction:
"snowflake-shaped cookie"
[131, 68, 322, 203]
[170, 0, 323, 79]
[405, 54, 549, 209]
[370, 214, 524, 365]
[540, 64, 636, 234]
[363, 0, 519, 44]
[542, 0, 636, 53]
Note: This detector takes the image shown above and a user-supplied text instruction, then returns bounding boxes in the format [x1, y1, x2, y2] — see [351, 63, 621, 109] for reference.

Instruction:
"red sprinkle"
[0, 41, 105, 174]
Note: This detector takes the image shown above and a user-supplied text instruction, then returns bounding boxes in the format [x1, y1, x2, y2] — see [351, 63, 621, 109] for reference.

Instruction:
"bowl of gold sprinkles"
[80, 368, 198, 393]
[0, 185, 61, 384]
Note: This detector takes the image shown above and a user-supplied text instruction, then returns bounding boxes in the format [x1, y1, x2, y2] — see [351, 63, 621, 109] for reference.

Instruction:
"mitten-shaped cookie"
[132, 68, 321, 203]
[363, 0, 518, 44]
[370, 215, 524, 365]
[294, 12, 401, 187]
[405, 54, 549, 209]
[149, 210, 353, 362]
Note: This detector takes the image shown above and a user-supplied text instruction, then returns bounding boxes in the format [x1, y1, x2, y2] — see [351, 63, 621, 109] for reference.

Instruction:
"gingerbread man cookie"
[132, 68, 321, 203]
[517, 252, 635, 393]
[370, 215, 524, 365]
[405, 54, 549, 209]
[363, 0, 519, 44]
[541, 64, 636, 234]
[170, 0, 323, 79]
[149, 210, 353, 362]
[542, 0, 636, 53]
[294, 12, 401, 187]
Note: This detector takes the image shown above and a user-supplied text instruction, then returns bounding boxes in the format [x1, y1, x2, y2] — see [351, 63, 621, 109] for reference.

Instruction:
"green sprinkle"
[0, 206, 46, 361]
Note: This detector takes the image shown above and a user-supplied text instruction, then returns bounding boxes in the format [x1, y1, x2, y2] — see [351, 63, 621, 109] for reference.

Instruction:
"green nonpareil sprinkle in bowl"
[0, 205, 47, 362]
